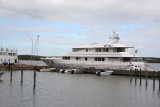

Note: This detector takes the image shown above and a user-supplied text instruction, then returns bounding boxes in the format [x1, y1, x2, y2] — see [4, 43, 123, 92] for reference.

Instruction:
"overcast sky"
[0, 0, 160, 57]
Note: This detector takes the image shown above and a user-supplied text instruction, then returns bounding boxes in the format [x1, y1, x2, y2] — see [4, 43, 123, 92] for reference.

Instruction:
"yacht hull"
[41, 58, 147, 71]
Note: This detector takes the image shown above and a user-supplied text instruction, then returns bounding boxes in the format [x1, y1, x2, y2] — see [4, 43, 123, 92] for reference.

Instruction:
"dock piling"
[10, 68, 13, 81]
[130, 69, 132, 83]
[140, 69, 142, 86]
[153, 71, 155, 89]
[159, 71, 160, 90]
[145, 70, 148, 87]
[135, 69, 137, 85]
[33, 71, 36, 88]
[21, 68, 23, 83]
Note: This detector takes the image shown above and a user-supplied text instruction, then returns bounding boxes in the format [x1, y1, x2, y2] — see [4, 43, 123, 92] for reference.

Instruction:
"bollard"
[10, 68, 13, 81]
[146, 70, 148, 87]
[33, 71, 36, 88]
[140, 69, 142, 86]
[21, 68, 23, 83]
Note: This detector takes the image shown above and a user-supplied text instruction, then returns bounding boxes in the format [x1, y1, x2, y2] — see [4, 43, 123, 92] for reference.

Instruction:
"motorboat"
[39, 68, 56, 72]
[71, 69, 85, 74]
[96, 70, 114, 76]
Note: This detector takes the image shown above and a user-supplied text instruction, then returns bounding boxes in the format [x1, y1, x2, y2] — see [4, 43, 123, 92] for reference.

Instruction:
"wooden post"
[33, 71, 36, 88]
[135, 69, 137, 84]
[140, 69, 142, 86]
[159, 71, 160, 90]
[153, 71, 155, 89]
[10, 68, 12, 81]
[130, 69, 132, 83]
[146, 70, 148, 87]
[21, 68, 23, 83]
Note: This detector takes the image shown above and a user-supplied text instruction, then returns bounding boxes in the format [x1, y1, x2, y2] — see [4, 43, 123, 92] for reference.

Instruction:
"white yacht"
[41, 32, 149, 71]
[0, 48, 18, 65]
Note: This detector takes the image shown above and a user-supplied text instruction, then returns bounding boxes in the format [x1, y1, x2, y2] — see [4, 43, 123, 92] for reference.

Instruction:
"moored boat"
[39, 68, 56, 72]
[0, 48, 18, 65]
[96, 70, 114, 76]
[41, 32, 151, 71]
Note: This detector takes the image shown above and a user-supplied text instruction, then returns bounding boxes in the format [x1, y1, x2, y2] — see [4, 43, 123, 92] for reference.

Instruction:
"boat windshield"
[132, 58, 142, 62]
[72, 48, 83, 52]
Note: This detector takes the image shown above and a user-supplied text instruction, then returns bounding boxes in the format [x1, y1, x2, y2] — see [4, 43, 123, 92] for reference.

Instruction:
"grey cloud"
[1, 0, 160, 24]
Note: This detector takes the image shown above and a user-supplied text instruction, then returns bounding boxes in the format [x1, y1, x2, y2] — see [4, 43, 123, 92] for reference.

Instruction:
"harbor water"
[0, 63, 160, 107]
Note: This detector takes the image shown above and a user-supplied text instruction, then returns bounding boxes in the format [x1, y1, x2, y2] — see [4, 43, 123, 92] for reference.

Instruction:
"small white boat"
[39, 68, 56, 72]
[58, 69, 65, 73]
[71, 69, 85, 74]
[0, 71, 5, 80]
[96, 70, 114, 76]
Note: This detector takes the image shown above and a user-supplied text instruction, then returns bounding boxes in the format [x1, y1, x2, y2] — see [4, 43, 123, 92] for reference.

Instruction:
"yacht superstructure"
[41, 32, 148, 71]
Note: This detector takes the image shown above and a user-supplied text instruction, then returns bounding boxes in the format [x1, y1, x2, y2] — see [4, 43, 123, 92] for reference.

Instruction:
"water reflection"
[0, 71, 160, 107]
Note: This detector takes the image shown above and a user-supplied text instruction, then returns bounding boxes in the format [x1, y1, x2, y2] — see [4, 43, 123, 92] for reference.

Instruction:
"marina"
[1, 0, 160, 107]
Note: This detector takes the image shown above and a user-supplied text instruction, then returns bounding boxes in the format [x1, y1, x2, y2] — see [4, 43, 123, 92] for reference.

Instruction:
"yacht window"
[123, 57, 131, 62]
[102, 48, 108, 52]
[13, 53, 17, 56]
[85, 57, 88, 61]
[63, 57, 70, 60]
[8, 53, 12, 56]
[95, 48, 101, 52]
[95, 57, 105, 61]
[132, 58, 142, 62]
[72, 48, 83, 52]
[86, 49, 88, 52]
[117, 48, 125, 52]
[96, 48, 108, 52]
[0, 52, 2, 55]
[76, 57, 79, 60]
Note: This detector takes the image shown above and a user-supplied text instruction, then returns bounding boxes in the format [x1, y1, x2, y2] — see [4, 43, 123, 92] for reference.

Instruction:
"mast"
[31, 39, 33, 65]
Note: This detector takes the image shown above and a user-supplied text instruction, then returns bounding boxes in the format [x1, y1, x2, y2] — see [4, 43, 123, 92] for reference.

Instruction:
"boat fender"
[71, 70, 74, 74]
[61, 70, 65, 73]
[96, 71, 101, 76]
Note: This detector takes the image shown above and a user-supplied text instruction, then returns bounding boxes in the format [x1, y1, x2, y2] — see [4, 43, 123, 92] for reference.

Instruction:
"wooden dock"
[85, 68, 160, 77]
[0, 64, 46, 70]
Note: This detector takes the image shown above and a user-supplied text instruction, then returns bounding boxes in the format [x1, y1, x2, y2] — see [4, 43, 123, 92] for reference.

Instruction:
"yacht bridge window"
[72, 48, 83, 52]
[132, 58, 142, 62]
[117, 48, 125, 52]
[95, 48, 108, 52]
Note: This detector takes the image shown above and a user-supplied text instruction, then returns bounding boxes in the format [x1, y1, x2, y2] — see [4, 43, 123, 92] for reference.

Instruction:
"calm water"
[0, 64, 160, 107]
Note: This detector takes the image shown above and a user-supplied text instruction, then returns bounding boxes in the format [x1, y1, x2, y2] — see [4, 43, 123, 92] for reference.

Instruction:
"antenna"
[109, 31, 120, 44]
[1, 34, 2, 49]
